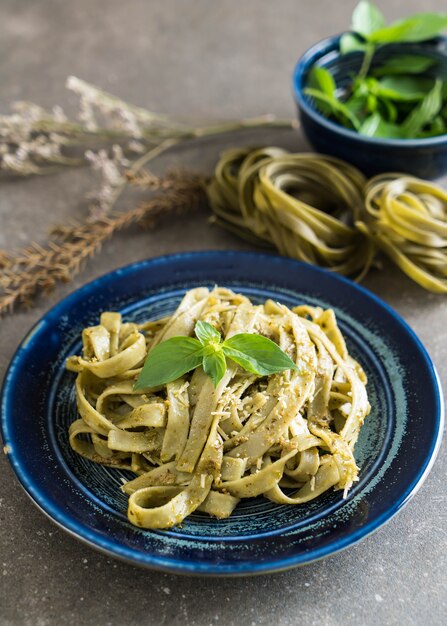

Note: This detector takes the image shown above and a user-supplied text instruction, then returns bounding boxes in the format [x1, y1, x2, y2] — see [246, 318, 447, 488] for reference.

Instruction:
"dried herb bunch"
[0, 76, 294, 179]
[0, 74, 295, 316]
[0, 171, 206, 315]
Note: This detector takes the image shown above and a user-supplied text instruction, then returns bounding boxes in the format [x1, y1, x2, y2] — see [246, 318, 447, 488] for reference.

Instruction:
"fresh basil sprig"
[135, 320, 298, 389]
[305, 2, 447, 140]
[306, 67, 361, 130]
[340, 2, 447, 52]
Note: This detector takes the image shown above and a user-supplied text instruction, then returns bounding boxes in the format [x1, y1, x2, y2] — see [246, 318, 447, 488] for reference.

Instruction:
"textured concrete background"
[0, 1, 446, 625]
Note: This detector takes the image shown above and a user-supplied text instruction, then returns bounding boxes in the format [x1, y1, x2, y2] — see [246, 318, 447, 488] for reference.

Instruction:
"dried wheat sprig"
[86, 138, 181, 220]
[0, 171, 206, 315]
[0, 75, 295, 314]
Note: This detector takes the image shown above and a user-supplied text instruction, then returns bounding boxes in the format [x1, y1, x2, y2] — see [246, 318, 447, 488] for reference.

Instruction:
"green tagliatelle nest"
[206, 147, 447, 293]
[357, 174, 447, 293]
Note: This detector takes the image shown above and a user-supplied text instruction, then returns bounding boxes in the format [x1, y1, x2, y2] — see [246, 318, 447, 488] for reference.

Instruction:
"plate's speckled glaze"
[1, 252, 443, 575]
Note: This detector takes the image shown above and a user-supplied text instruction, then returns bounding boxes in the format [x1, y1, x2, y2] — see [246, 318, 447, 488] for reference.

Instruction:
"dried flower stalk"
[0, 171, 206, 315]
[0, 75, 295, 177]
[0, 74, 296, 316]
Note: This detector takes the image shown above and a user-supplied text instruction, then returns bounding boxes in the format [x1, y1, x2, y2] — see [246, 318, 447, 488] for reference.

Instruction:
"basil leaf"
[358, 113, 382, 136]
[344, 94, 368, 118]
[222, 334, 298, 376]
[369, 13, 447, 44]
[195, 320, 221, 345]
[306, 68, 337, 118]
[417, 114, 446, 137]
[304, 87, 361, 130]
[367, 93, 378, 112]
[339, 32, 367, 54]
[359, 113, 404, 138]
[402, 79, 443, 137]
[308, 66, 336, 97]
[135, 337, 203, 389]
[352, 1, 385, 37]
[373, 55, 436, 76]
[379, 97, 398, 122]
[376, 76, 434, 101]
[202, 350, 227, 387]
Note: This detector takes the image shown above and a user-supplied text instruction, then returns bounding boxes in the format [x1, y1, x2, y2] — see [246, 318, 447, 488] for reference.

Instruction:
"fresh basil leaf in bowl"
[294, 1, 447, 176]
[301, 2, 447, 143]
[372, 54, 436, 76]
[351, 0, 385, 37]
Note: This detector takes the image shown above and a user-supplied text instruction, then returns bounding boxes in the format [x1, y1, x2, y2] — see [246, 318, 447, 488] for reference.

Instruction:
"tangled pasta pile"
[67, 287, 370, 529]
[207, 147, 447, 293]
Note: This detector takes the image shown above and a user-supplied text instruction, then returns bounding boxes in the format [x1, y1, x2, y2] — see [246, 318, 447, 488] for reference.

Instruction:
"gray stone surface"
[0, 1, 446, 624]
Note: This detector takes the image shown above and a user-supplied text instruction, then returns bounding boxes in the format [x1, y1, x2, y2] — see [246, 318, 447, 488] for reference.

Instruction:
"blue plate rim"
[1, 251, 444, 575]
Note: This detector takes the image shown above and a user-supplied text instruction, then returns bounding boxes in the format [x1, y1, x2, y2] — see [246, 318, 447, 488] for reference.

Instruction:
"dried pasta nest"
[356, 173, 447, 294]
[207, 147, 447, 293]
[207, 147, 375, 279]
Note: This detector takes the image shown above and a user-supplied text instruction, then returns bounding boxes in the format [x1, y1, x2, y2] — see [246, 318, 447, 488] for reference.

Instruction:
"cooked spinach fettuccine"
[67, 287, 370, 529]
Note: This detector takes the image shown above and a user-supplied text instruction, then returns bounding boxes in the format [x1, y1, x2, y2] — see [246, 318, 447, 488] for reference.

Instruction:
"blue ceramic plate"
[1, 252, 443, 575]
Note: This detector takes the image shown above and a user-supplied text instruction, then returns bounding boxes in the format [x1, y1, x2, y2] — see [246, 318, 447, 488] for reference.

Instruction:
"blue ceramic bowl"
[293, 35, 447, 178]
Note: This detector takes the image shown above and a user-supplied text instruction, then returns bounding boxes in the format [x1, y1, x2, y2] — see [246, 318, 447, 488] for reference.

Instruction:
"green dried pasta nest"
[207, 147, 447, 293]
